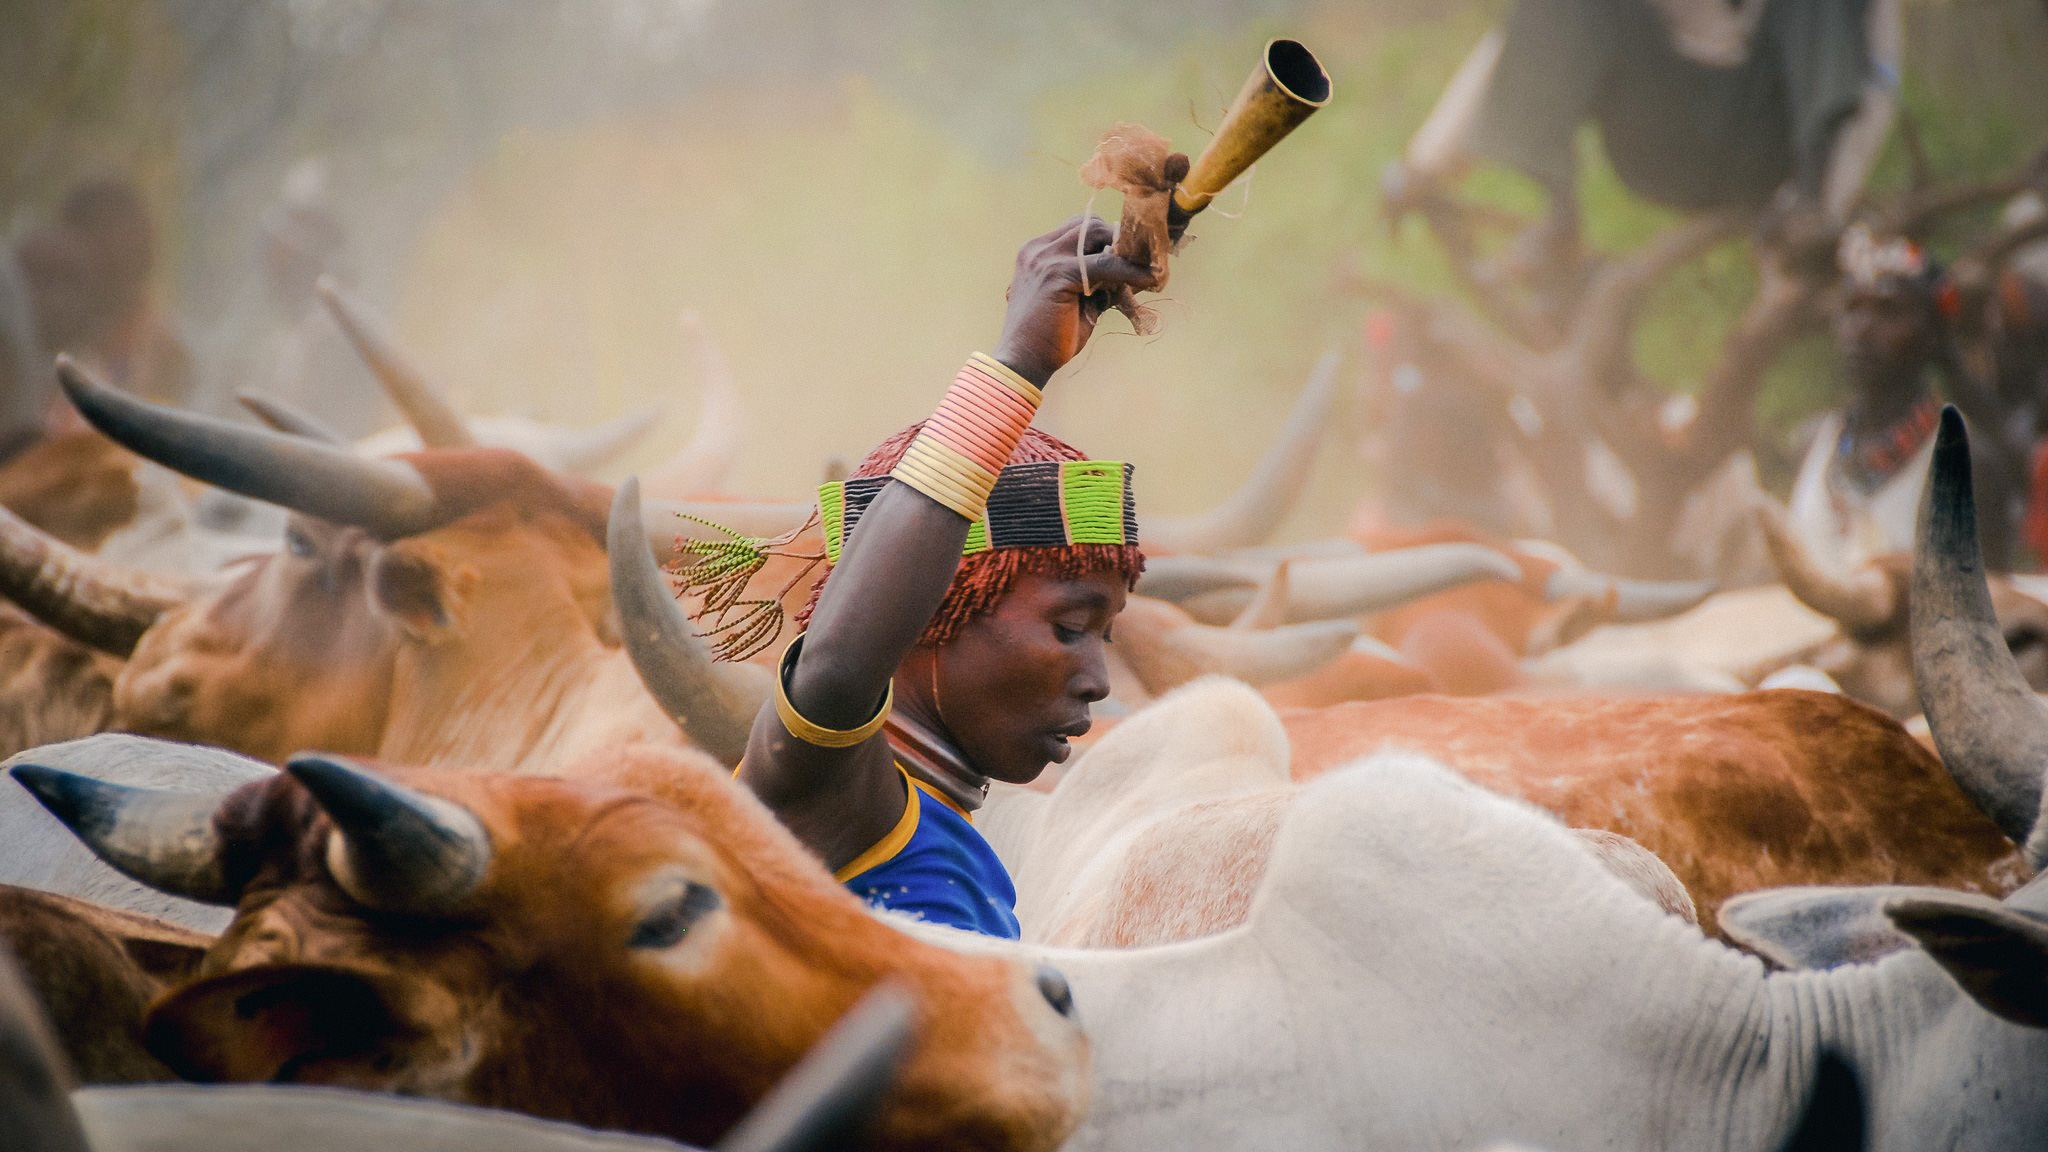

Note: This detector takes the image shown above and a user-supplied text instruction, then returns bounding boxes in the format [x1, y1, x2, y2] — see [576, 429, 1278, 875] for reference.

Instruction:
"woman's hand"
[991, 215, 1159, 388]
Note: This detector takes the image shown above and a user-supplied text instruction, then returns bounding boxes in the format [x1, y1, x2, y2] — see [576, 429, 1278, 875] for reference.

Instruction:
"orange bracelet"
[893, 354, 1041, 520]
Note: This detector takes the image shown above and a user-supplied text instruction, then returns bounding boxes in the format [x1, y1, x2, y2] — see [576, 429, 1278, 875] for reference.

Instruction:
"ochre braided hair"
[797, 422, 1146, 646]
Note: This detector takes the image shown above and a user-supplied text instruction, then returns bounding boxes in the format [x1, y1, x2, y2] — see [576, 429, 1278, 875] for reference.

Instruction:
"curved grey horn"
[58, 355, 442, 539]
[1756, 499, 1897, 634]
[1145, 348, 1341, 555]
[1542, 568, 1717, 623]
[1910, 406, 2048, 868]
[285, 754, 490, 917]
[316, 275, 476, 449]
[715, 983, 914, 1152]
[611, 478, 772, 767]
[1135, 556, 1259, 603]
[1178, 543, 1522, 625]
[0, 502, 191, 656]
[236, 390, 350, 446]
[545, 406, 663, 475]
[8, 761, 242, 906]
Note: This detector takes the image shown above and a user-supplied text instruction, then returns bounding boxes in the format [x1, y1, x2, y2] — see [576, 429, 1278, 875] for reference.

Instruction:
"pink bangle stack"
[893, 353, 1042, 520]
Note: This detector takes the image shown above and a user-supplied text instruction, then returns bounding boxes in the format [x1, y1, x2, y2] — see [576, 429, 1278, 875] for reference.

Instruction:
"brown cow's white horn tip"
[286, 754, 490, 917]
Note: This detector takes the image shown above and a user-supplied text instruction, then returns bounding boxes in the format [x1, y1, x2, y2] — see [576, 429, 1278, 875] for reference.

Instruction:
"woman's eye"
[286, 529, 315, 558]
[1052, 622, 1083, 644]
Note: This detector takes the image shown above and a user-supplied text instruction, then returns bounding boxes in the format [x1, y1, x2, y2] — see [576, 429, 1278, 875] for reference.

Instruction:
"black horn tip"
[9, 764, 116, 835]
[1924, 404, 1979, 566]
[284, 754, 404, 828]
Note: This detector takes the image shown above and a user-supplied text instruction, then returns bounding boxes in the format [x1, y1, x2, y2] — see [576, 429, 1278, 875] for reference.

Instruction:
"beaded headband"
[820, 459, 1139, 564]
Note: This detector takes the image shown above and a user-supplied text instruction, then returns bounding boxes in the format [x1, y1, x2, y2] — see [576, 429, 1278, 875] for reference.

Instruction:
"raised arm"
[740, 215, 1156, 868]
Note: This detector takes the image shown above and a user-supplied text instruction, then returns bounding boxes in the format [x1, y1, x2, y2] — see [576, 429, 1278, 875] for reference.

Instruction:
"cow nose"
[1036, 965, 1076, 1019]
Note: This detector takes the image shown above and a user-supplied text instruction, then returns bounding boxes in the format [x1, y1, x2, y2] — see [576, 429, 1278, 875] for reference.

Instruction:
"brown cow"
[0, 604, 121, 759]
[1281, 689, 2024, 933]
[0, 885, 204, 1083]
[0, 361, 771, 771]
[990, 678, 2018, 948]
[12, 743, 1087, 1150]
[0, 428, 138, 552]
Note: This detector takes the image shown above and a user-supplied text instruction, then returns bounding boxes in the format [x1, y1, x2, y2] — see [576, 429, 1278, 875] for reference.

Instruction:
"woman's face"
[930, 570, 1125, 784]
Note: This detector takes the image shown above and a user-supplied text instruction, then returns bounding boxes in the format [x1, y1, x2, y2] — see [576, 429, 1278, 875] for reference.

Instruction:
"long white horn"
[640, 311, 744, 500]
[317, 275, 477, 449]
[1179, 543, 1521, 625]
[1112, 595, 1354, 694]
[1145, 348, 1341, 554]
[1542, 567, 1716, 622]
[541, 406, 663, 476]
[1755, 499, 1897, 634]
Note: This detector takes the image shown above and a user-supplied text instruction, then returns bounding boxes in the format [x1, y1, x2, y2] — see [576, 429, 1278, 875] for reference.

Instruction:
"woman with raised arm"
[737, 215, 1156, 938]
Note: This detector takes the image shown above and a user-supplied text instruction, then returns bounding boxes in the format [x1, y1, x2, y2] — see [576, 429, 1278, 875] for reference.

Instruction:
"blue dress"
[836, 767, 1021, 939]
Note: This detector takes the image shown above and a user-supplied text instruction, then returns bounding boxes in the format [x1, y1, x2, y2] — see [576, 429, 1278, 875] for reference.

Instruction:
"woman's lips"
[1042, 717, 1093, 764]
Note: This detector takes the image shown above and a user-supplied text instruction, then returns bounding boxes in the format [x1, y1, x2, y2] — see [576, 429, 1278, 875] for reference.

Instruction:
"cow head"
[112, 450, 621, 768]
[3, 361, 766, 769]
[12, 743, 1086, 1149]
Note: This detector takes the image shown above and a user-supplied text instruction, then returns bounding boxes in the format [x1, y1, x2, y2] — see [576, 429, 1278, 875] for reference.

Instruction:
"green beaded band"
[820, 460, 1138, 564]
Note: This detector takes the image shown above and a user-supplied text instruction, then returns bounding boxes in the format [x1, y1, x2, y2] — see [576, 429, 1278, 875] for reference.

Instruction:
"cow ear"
[370, 546, 460, 638]
[1719, 886, 1924, 971]
[1886, 891, 2048, 1028]
[143, 963, 418, 1082]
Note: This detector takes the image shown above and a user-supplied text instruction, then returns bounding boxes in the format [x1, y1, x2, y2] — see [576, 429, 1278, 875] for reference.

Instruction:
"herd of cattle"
[3, 288, 2048, 1151]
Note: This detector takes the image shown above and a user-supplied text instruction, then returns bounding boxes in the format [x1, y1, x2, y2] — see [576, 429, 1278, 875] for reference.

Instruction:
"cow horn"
[715, 983, 914, 1152]
[1910, 406, 2048, 868]
[1756, 498, 1898, 634]
[0, 501, 190, 656]
[1541, 568, 1717, 622]
[285, 754, 491, 917]
[235, 390, 350, 446]
[8, 764, 238, 905]
[1113, 595, 1355, 694]
[1176, 543, 1522, 625]
[639, 310, 745, 500]
[316, 275, 477, 448]
[1144, 348, 1340, 554]
[1133, 556, 1258, 603]
[58, 355, 442, 539]
[544, 406, 663, 476]
[610, 478, 772, 767]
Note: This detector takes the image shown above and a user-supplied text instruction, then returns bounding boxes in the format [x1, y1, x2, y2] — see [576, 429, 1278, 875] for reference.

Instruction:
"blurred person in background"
[8, 178, 192, 445]
[1789, 226, 2034, 568]
[1386, 0, 1899, 293]
[208, 158, 387, 439]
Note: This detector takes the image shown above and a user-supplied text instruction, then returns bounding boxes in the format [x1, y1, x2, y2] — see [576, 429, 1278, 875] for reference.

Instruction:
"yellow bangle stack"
[773, 633, 891, 749]
[892, 353, 1041, 521]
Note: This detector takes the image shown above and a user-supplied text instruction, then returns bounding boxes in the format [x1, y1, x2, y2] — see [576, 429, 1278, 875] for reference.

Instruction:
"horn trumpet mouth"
[1172, 38, 1331, 219]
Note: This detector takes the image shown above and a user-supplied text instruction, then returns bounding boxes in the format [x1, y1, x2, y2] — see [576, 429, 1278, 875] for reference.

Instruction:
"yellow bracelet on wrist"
[774, 633, 891, 749]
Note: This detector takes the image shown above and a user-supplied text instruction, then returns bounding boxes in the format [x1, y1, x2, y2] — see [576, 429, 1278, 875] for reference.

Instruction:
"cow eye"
[628, 882, 721, 950]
